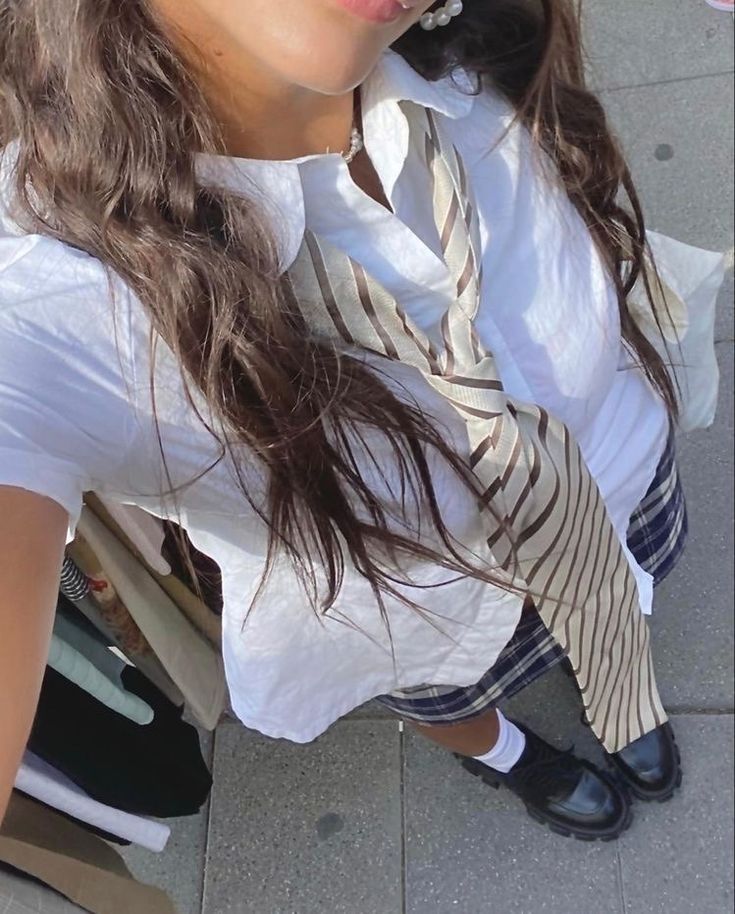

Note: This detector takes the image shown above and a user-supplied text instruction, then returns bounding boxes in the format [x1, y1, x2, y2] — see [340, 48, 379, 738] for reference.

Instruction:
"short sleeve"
[0, 445, 86, 544]
[0, 234, 138, 544]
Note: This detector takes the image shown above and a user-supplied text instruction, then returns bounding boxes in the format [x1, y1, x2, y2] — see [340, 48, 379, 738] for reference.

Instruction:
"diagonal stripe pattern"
[285, 102, 666, 752]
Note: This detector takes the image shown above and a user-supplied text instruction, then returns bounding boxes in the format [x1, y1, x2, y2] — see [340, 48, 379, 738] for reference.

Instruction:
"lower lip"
[334, 0, 409, 24]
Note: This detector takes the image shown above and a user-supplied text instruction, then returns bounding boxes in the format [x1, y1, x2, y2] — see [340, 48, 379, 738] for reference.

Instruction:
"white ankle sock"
[472, 710, 526, 773]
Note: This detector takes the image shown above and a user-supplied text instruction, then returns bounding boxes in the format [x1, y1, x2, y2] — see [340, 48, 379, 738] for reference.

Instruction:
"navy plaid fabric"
[626, 426, 688, 585]
[375, 427, 688, 724]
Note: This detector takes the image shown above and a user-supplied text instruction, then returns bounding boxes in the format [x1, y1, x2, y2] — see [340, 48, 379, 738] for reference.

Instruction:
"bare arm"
[0, 486, 68, 822]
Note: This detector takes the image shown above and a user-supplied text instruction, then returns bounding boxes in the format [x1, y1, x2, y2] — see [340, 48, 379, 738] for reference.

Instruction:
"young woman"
[0, 0, 721, 843]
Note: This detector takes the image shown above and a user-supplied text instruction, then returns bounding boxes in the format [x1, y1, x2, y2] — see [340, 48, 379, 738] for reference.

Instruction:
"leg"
[412, 707, 500, 757]
[377, 601, 630, 840]
[408, 704, 632, 842]
[412, 597, 541, 756]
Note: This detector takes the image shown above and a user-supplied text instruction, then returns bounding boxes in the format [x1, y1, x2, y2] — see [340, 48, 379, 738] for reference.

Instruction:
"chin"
[271, 32, 388, 96]
[301, 58, 380, 95]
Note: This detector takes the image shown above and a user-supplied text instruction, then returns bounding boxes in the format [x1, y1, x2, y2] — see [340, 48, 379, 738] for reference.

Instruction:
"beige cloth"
[85, 494, 222, 648]
[64, 550, 186, 709]
[76, 507, 226, 731]
[0, 793, 176, 914]
[286, 103, 667, 752]
[96, 497, 172, 576]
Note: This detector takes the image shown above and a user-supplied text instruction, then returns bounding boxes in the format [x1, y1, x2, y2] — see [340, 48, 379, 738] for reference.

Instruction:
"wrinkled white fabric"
[0, 51, 724, 743]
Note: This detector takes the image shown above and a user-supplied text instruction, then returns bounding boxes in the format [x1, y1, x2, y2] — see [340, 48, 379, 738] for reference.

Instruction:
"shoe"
[704, 0, 734, 11]
[456, 722, 632, 841]
[560, 658, 683, 801]
[607, 721, 682, 802]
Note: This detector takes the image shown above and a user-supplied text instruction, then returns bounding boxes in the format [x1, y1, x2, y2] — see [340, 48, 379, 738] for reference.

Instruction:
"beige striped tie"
[286, 102, 666, 753]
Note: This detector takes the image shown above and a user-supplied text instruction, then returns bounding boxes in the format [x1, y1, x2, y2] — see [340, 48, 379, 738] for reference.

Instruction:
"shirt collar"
[365, 48, 476, 122]
[2, 53, 478, 261]
[194, 50, 478, 272]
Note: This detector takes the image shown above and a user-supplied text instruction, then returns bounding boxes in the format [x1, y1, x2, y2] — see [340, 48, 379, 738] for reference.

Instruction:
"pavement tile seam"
[199, 729, 216, 914]
[668, 709, 735, 716]
[615, 714, 734, 914]
[399, 725, 408, 914]
[615, 850, 629, 914]
[592, 66, 735, 95]
[203, 719, 405, 914]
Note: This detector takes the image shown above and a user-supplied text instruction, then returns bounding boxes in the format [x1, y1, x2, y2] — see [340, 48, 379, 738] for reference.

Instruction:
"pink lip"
[334, 0, 411, 24]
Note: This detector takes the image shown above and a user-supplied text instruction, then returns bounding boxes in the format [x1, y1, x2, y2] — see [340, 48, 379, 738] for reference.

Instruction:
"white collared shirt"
[0, 51, 670, 742]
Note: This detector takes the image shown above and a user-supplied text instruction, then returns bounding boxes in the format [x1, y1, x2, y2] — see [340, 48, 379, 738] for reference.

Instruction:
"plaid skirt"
[375, 426, 688, 724]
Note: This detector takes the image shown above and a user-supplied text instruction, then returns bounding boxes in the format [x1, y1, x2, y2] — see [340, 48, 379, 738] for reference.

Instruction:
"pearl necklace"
[338, 0, 464, 164]
[342, 126, 364, 165]
[340, 88, 364, 165]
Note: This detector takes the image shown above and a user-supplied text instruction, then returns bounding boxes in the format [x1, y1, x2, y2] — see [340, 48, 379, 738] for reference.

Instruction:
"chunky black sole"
[457, 755, 633, 842]
[607, 730, 683, 803]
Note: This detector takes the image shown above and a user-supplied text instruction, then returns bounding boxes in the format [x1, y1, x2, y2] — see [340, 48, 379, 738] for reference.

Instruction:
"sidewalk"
[122, 3, 735, 912]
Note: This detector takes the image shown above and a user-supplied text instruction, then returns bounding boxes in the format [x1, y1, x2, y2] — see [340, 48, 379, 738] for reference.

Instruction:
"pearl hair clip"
[416, 0, 464, 30]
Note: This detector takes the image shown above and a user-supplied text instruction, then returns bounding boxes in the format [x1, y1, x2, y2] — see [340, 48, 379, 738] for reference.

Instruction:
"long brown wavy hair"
[0, 0, 676, 616]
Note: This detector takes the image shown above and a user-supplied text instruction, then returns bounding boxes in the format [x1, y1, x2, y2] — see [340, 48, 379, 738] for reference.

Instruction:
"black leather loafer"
[560, 659, 683, 802]
[607, 721, 682, 802]
[457, 722, 632, 841]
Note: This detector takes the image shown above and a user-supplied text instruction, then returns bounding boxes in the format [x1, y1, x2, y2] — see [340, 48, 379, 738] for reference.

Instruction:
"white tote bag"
[627, 230, 728, 433]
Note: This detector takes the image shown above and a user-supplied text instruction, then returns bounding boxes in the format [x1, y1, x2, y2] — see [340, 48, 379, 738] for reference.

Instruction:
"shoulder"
[0, 157, 148, 389]
[1, 147, 116, 330]
[0, 142, 127, 329]
[0, 230, 148, 410]
[378, 49, 517, 142]
[0, 188, 150, 501]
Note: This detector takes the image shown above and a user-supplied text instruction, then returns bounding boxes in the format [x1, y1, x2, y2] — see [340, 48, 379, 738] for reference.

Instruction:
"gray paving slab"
[617, 714, 734, 914]
[598, 73, 734, 255]
[403, 714, 623, 914]
[203, 719, 402, 914]
[581, 0, 734, 92]
[503, 663, 607, 764]
[344, 697, 395, 719]
[650, 339, 734, 711]
[120, 731, 213, 914]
